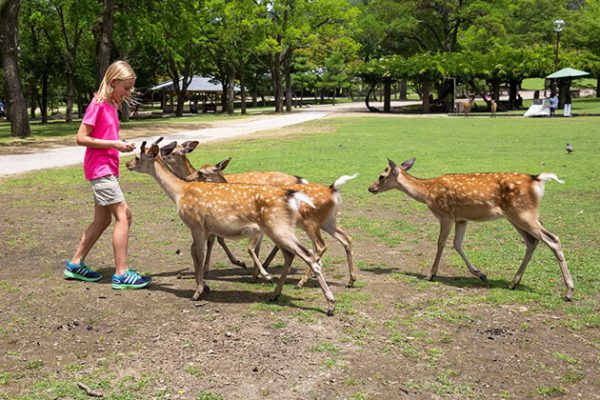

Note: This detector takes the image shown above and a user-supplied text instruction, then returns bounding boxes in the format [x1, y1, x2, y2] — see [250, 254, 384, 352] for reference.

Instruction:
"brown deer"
[190, 157, 358, 288]
[461, 96, 475, 116]
[368, 158, 574, 301]
[490, 100, 497, 117]
[160, 140, 308, 278]
[126, 140, 337, 315]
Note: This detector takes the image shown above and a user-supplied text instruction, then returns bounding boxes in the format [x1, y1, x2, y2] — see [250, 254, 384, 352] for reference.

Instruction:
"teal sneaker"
[64, 261, 102, 282]
[112, 269, 151, 290]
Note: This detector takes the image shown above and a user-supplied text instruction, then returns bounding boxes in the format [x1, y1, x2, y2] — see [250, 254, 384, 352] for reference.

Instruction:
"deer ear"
[182, 141, 199, 154]
[141, 141, 147, 153]
[148, 144, 160, 158]
[160, 141, 177, 156]
[400, 157, 415, 171]
[215, 157, 231, 172]
[387, 158, 400, 173]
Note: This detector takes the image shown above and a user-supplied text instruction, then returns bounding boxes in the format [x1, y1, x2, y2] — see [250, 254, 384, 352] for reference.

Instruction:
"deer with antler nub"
[368, 158, 574, 301]
[126, 140, 337, 315]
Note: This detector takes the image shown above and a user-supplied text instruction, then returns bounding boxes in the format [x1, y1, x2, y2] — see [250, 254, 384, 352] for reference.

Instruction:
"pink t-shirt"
[82, 98, 120, 180]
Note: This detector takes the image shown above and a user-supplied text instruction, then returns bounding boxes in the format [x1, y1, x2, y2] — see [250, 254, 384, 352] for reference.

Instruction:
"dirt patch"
[1, 173, 599, 400]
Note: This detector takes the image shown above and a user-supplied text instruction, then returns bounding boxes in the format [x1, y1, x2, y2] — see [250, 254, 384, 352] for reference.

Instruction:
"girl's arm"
[76, 123, 135, 152]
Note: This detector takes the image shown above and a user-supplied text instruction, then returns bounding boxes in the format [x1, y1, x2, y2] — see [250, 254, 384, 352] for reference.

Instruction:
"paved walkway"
[0, 111, 330, 177]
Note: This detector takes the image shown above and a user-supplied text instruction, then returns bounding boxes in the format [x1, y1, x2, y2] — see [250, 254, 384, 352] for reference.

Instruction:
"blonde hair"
[96, 60, 137, 107]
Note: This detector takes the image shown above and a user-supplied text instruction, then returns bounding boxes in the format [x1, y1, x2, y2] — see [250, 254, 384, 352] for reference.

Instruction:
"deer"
[189, 157, 358, 289]
[490, 100, 497, 117]
[459, 95, 475, 116]
[160, 140, 309, 278]
[126, 139, 337, 315]
[368, 158, 574, 301]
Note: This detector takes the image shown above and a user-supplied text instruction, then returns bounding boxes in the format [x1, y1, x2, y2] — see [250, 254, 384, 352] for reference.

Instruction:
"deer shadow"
[400, 271, 538, 294]
[147, 281, 329, 314]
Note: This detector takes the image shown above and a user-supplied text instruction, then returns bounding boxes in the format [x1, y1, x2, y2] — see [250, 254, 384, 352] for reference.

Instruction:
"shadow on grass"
[150, 263, 349, 288]
[147, 281, 328, 314]
[399, 271, 538, 294]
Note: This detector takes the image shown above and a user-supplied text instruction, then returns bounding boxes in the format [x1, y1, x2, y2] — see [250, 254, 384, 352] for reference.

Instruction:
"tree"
[95, 0, 115, 86]
[0, 0, 31, 137]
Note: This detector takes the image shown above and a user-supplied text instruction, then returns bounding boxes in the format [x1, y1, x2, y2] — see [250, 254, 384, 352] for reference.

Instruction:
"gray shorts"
[90, 175, 125, 206]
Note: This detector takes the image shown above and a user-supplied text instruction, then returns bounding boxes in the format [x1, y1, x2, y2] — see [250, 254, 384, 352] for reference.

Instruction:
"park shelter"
[150, 76, 239, 113]
[546, 68, 590, 108]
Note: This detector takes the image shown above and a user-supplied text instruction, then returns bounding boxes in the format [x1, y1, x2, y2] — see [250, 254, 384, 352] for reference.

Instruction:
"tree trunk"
[95, 0, 115, 86]
[284, 55, 292, 112]
[421, 80, 431, 113]
[239, 61, 247, 115]
[596, 77, 600, 98]
[508, 79, 518, 109]
[383, 79, 391, 113]
[41, 70, 49, 123]
[0, 0, 31, 137]
[399, 80, 407, 101]
[226, 65, 235, 115]
[66, 71, 74, 122]
[272, 58, 283, 113]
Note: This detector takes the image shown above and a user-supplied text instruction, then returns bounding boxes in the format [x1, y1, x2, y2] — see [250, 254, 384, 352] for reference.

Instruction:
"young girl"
[65, 60, 151, 290]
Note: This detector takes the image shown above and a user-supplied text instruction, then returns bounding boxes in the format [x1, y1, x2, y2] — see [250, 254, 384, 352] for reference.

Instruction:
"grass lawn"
[1, 114, 599, 399]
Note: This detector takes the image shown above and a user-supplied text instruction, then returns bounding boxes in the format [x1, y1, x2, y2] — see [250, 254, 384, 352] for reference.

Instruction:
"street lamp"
[553, 19, 566, 71]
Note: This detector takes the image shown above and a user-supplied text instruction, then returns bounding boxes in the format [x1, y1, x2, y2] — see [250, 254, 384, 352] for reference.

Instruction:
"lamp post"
[553, 19, 565, 72]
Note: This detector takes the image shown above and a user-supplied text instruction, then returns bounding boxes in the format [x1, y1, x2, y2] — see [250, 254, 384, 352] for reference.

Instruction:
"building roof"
[150, 76, 239, 92]
[546, 68, 590, 79]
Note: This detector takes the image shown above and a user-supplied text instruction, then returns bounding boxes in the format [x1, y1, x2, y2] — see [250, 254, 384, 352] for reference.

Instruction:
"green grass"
[2, 113, 600, 398]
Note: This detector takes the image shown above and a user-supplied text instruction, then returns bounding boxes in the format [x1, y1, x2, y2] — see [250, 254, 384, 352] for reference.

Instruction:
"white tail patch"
[537, 173, 564, 184]
[333, 173, 359, 189]
[299, 178, 309, 184]
[289, 191, 316, 211]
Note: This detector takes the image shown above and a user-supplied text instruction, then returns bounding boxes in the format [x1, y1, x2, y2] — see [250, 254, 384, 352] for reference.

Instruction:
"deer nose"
[368, 186, 377, 193]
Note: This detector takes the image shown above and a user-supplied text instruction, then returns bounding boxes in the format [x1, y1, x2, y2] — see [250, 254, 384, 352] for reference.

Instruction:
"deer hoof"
[191, 292, 202, 301]
[565, 288, 574, 301]
[238, 261, 247, 269]
[204, 285, 211, 293]
[269, 295, 280, 302]
[425, 274, 435, 282]
[508, 282, 516, 290]
[326, 301, 336, 316]
[479, 273, 488, 282]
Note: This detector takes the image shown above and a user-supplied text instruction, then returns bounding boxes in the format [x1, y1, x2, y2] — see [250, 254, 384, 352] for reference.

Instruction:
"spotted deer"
[190, 157, 358, 288]
[126, 140, 337, 315]
[160, 140, 308, 277]
[368, 158, 574, 301]
[460, 96, 475, 116]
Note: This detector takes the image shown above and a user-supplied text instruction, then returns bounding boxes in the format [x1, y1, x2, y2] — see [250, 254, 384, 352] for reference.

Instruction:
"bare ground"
[1, 122, 599, 400]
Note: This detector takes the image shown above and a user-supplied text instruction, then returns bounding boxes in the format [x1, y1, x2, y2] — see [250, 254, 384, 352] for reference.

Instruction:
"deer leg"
[262, 246, 280, 269]
[247, 235, 273, 282]
[323, 222, 356, 288]
[272, 248, 295, 300]
[507, 223, 539, 291]
[539, 226, 574, 301]
[511, 217, 574, 301]
[427, 218, 452, 281]
[295, 227, 326, 289]
[217, 236, 247, 268]
[203, 235, 215, 278]
[191, 231, 208, 300]
[453, 221, 487, 282]
[274, 233, 336, 316]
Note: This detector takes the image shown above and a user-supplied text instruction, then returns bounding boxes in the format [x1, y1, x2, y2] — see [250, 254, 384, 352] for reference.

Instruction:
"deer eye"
[379, 175, 384, 181]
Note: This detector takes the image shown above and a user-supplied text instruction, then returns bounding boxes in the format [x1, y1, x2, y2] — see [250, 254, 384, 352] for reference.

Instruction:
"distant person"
[548, 93, 559, 117]
[563, 93, 572, 117]
[65, 60, 151, 290]
[533, 90, 540, 100]
[0, 99, 5, 118]
[516, 93, 523, 108]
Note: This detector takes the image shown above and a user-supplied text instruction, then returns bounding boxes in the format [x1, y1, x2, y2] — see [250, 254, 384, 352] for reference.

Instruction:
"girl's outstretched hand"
[116, 140, 136, 153]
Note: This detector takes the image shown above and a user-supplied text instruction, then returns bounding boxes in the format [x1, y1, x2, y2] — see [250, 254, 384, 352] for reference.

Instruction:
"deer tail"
[535, 173, 564, 184]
